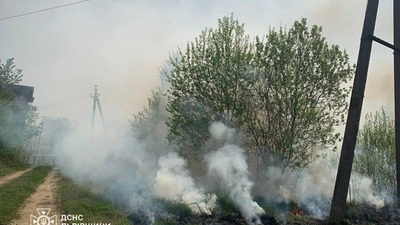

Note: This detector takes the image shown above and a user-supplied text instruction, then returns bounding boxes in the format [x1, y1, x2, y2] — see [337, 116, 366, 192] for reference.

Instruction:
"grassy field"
[0, 165, 52, 224]
[58, 176, 131, 225]
[0, 149, 29, 178]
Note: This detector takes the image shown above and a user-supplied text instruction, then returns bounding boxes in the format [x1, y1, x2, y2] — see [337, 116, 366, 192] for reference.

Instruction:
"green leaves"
[164, 16, 353, 169]
[166, 15, 253, 158]
[0, 58, 42, 150]
[354, 108, 396, 193]
[249, 18, 353, 169]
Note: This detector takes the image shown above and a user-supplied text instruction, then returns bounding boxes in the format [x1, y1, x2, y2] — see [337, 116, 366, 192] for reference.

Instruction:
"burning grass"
[127, 195, 277, 225]
[344, 202, 400, 225]
[57, 175, 400, 225]
[54, 122, 400, 224]
[138, 200, 399, 225]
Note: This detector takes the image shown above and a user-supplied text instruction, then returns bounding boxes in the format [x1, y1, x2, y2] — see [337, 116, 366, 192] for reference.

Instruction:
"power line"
[52, 87, 91, 103]
[39, 95, 88, 108]
[37, 86, 91, 108]
[0, 0, 92, 21]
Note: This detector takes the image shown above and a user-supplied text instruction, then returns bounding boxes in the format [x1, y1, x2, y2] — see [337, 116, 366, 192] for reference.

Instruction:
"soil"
[10, 169, 60, 225]
[0, 167, 35, 186]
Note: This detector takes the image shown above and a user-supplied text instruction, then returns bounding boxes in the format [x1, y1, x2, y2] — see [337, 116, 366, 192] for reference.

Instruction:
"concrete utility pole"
[91, 85, 98, 132]
[329, 0, 400, 223]
[91, 85, 106, 134]
[328, 0, 378, 223]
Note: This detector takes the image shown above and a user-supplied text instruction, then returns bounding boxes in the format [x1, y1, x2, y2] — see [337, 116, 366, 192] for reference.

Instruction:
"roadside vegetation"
[129, 14, 398, 224]
[0, 58, 41, 177]
[0, 165, 51, 224]
[354, 107, 396, 194]
[0, 149, 29, 177]
[57, 176, 131, 225]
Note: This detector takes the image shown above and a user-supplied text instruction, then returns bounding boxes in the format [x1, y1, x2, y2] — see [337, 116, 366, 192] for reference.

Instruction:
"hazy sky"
[0, 0, 395, 125]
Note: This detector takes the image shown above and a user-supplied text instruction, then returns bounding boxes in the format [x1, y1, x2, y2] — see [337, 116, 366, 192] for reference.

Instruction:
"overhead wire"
[0, 0, 92, 21]
[37, 86, 92, 109]
[39, 95, 89, 109]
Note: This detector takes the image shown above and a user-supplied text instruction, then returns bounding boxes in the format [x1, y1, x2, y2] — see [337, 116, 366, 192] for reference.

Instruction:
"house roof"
[9, 84, 34, 103]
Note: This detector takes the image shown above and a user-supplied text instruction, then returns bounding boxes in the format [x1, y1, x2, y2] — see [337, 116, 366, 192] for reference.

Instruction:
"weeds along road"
[0, 167, 35, 186]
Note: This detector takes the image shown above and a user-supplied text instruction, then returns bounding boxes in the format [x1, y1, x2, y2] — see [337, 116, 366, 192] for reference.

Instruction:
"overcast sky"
[0, 0, 395, 126]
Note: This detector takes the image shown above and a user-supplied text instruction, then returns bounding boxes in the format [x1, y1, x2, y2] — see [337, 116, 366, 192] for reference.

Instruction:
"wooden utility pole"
[328, 0, 378, 223]
[394, 0, 400, 209]
[91, 85, 106, 134]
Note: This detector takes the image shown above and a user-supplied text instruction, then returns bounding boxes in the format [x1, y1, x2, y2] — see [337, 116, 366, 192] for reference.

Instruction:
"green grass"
[58, 176, 131, 225]
[213, 194, 241, 217]
[0, 161, 29, 178]
[0, 148, 29, 177]
[0, 165, 52, 224]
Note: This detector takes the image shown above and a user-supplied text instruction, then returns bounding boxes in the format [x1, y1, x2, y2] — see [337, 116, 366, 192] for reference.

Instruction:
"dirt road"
[10, 169, 60, 225]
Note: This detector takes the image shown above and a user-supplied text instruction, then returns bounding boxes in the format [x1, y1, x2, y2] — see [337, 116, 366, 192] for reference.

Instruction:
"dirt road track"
[0, 167, 35, 186]
[10, 169, 60, 225]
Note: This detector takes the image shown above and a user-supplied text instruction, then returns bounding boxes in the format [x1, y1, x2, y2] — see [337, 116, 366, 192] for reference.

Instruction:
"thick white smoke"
[55, 118, 389, 223]
[56, 122, 216, 215]
[206, 122, 265, 223]
[209, 122, 236, 143]
[262, 151, 387, 219]
[154, 152, 216, 214]
[206, 145, 265, 222]
[55, 123, 159, 210]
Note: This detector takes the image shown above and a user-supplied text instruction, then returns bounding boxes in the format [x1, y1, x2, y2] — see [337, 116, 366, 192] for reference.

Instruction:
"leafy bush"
[354, 108, 395, 193]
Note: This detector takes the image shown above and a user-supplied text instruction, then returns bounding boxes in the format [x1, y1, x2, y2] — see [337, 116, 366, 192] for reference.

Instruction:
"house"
[8, 84, 34, 104]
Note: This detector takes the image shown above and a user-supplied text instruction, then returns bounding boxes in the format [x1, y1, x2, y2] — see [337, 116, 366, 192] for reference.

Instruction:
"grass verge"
[58, 176, 131, 225]
[0, 148, 29, 177]
[0, 165, 52, 224]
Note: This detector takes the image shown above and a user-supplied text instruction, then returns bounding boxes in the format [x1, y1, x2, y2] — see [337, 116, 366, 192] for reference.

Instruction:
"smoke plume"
[54, 116, 390, 223]
[154, 152, 215, 214]
[206, 145, 265, 222]
[55, 123, 158, 211]
[206, 122, 265, 223]
[261, 151, 387, 219]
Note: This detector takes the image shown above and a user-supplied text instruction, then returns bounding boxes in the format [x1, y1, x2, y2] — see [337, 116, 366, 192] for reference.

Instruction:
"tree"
[165, 16, 353, 169]
[247, 18, 353, 169]
[0, 58, 42, 159]
[0, 58, 22, 100]
[166, 15, 253, 158]
[354, 108, 395, 193]
[131, 89, 164, 139]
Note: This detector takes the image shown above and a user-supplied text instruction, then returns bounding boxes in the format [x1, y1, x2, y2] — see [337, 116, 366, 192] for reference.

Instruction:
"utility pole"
[91, 85, 98, 132]
[329, 0, 400, 223]
[394, 0, 400, 209]
[90, 85, 106, 134]
[328, 0, 378, 223]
